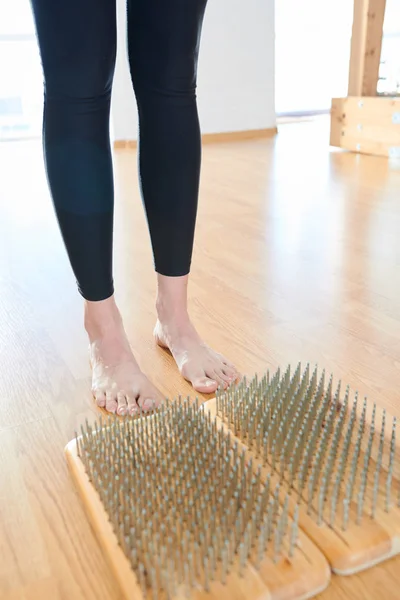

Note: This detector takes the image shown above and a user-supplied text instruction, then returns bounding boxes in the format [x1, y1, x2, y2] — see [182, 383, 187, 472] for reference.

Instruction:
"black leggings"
[30, 0, 208, 301]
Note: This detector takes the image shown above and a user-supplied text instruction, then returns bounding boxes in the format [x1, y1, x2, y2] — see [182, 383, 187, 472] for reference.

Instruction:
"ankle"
[156, 296, 190, 328]
[156, 274, 191, 326]
[84, 296, 123, 341]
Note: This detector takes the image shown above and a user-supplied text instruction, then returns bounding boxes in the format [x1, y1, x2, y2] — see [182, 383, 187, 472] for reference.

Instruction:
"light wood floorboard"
[0, 118, 399, 598]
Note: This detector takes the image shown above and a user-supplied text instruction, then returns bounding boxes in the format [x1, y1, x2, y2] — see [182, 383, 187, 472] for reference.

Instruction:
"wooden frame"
[330, 0, 400, 157]
[65, 435, 331, 600]
[203, 398, 400, 577]
[330, 96, 400, 158]
[348, 0, 387, 97]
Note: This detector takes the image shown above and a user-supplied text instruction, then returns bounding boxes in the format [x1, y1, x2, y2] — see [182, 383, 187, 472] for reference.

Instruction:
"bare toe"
[222, 357, 236, 369]
[215, 369, 233, 387]
[137, 396, 158, 412]
[154, 317, 238, 395]
[88, 316, 164, 417]
[222, 366, 239, 382]
[205, 368, 228, 390]
[192, 375, 218, 394]
[105, 390, 117, 414]
[116, 392, 128, 416]
[126, 394, 139, 416]
[94, 390, 106, 408]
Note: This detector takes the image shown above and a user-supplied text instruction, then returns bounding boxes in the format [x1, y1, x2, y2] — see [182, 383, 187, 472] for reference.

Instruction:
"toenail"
[144, 399, 155, 411]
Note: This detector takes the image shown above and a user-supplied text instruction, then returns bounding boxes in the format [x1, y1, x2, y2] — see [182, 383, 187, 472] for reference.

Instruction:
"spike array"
[215, 364, 398, 529]
[213, 364, 400, 573]
[75, 399, 301, 598]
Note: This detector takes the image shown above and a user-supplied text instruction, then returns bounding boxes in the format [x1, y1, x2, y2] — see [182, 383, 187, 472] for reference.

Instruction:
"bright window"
[378, 0, 400, 95]
[0, 1, 43, 140]
[275, 0, 354, 115]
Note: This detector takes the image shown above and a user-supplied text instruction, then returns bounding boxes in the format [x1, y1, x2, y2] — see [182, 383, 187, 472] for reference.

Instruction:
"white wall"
[111, 0, 275, 141]
[111, 0, 138, 141]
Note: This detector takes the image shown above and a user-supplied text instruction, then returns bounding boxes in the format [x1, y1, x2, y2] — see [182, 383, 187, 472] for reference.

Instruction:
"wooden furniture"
[330, 96, 400, 158]
[330, 0, 400, 157]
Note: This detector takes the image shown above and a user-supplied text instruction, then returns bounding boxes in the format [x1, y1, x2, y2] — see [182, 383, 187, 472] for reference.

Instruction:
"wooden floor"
[0, 118, 399, 599]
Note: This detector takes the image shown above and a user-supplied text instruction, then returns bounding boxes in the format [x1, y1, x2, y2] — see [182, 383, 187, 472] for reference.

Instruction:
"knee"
[133, 58, 198, 104]
[44, 55, 115, 104]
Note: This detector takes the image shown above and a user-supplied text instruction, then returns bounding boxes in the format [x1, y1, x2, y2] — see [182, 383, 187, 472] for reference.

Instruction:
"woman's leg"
[31, 0, 163, 414]
[127, 0, 239, 392]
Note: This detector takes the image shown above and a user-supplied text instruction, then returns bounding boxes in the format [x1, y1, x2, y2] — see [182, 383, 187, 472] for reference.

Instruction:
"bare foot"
[154, 317, 239, 394]
[85, 298, 164, 416]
